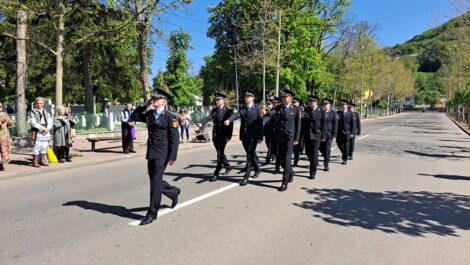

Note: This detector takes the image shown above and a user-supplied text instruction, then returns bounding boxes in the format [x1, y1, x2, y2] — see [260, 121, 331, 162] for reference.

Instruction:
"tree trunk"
[15, 10, 28, 137]
[83, 44, 93, 113]
[55, 0, 65, 107]
[136, 2, 150, 101]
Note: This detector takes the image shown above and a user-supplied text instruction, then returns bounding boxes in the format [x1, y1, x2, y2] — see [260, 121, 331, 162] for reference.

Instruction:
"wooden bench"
[86, 136, 121, 152]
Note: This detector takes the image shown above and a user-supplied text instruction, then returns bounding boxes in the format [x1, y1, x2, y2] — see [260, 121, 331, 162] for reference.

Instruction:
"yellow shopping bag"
[46, 147, 58, 164]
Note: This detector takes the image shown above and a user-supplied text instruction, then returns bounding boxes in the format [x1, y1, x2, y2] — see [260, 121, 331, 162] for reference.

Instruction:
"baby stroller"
[192, 124, 211, 143]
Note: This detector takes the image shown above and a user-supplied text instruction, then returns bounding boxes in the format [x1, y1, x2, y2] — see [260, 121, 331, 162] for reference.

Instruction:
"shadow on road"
[63, 200, 149, 220]
[294, 188, 470, 237]
[404, 150, 470, 159]
[419, 173, 470, 181]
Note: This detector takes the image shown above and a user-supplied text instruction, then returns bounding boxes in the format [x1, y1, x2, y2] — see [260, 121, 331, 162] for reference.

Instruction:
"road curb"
[0, 141, 223, 181]
[446, 114, 470, 136]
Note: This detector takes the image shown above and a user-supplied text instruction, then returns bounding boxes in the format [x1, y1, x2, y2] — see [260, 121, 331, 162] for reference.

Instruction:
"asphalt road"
[1, 112, 469, 265]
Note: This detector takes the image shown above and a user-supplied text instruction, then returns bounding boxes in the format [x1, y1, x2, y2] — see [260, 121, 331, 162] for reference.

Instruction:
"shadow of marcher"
[404, 150, 470, 159]
[294, 188, 470, 237]
[419, 173, 470, 181]
[63, 200, 151, 220]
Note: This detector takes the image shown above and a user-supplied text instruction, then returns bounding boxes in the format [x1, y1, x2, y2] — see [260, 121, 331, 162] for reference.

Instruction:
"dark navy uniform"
[302, 97, 325, 179]
[270, 91, 301, 191]
[131, 90, 180, 225]
[200, 103, 234, 180]
[320, 104, 337, 171]
[263, 105, 275, 164]
[293, 106, 305, 167]
[349, 109, 361, 160]
[336, 101, 355, 164]
[229, 99, 263, 184]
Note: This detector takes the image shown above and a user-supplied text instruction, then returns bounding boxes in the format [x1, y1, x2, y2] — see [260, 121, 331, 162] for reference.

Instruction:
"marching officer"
[268, 89, 301, 191]
[293, 98, 305, 167]
[131, 89, 181, 226]
[267, 97, 280, 166]
[348, 103, 361, 160]
[302, 95, 325, 179]
[198, 92, 234, 182]
[263, 99, 275, 165]
[225, 89, 263, 186]
[320, 98, 337, 171]
[336, 100, 355, 165]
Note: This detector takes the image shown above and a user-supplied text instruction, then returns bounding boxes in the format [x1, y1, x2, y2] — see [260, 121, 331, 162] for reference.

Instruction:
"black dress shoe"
[240, 178, 249, 186]
[124, 151, 130, 154]
[278, 184, 288, 192]
[309, 171, 316, 180]
[348, 156, 353, 160]
[140, 212, 157, 225]
[341, 160, 347, 165]
[171, 188, 181, 209]
[224, 167, 232, 175]
[210, 175, 218, 182]
[324, 166, 329, 172]
[274, 168, 281, 174]
[253, 171, 261, 178]
[129, 150, 137, 153]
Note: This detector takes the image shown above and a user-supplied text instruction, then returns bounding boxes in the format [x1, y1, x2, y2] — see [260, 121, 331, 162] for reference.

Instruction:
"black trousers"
[242, 139, 260, 179]
[305, 139, 320, 175]
[336, 134, 350, 161]
[320, 137, 333, 166]
[147, 159, 179, 214]
[278, 139, 294, 184]
[122, 124, 134, 152]
[265, 135, 272, 162]
[54, 146, 66, 160]
[214, 140, 230, 176]
[349, 136, 356, 158]
[293, 141, 304, 165]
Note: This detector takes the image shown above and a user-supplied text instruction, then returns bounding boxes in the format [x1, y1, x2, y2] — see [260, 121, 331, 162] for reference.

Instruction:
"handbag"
[130, 127, 136, 140]
[46, 147, 58, 164]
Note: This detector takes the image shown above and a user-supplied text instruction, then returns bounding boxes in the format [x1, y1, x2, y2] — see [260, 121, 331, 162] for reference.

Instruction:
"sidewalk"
[1, 125, 240, 180]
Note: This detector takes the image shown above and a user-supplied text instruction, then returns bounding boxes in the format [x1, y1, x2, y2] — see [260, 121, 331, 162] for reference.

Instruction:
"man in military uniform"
[263, 99, 274, 165]
[293, 98, 305, 167]
[348, 103, 361, 160]
[225, 90, 263, 186]
[268, 90, 301, 191]
[320, 98, 337, 171]
[266, 97, 280, 166]
[198, 93, 234, 182]
[336, 100, 355, 165]
[131, 89, 180, 226]
[302, 95, 325, 179]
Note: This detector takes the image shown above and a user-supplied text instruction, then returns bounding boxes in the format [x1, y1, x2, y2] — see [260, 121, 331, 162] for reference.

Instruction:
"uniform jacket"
[268, 105, 301, 142]
[302, 106, 326, 141]
[131, 106, 179, 161]
[336, 110, 355, 139]
[352, 111, 361, 136]
[323, 109, 338, 138]
[229, 105, 263, 141]
[201, 106, 234, 142]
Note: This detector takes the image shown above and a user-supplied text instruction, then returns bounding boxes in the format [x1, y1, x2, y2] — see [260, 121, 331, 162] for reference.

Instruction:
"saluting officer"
[320, 98, 337, 172]
[302, 95, 326, 179]
[269, 90, 301, 192]
[348, 103, 361, 160]
[198, 93, 234, 182]
[336, 100, 355, 165]
[131, 89, 181, 226]
[225, 89, 263, 186]
[293, 98, 305, 167]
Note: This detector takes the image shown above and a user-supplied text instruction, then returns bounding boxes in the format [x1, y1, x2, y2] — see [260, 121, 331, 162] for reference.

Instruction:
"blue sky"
[150, 0, 453, 81]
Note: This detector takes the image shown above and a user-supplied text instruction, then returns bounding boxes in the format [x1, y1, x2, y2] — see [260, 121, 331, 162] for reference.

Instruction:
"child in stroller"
[192, 124, 211, 143]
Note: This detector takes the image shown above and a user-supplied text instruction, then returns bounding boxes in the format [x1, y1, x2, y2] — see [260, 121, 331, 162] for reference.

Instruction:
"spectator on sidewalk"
[178, 108, 192, 142]
[64, 105, 76, 162]
[29, 97, 52, 168]
[121, 103, 135, 154]
[0, 102, 14, 171]
[53, 106, 72, 163]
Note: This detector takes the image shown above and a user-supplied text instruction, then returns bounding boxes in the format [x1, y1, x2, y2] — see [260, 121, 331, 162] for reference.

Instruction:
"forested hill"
[387, 13, 466, 57]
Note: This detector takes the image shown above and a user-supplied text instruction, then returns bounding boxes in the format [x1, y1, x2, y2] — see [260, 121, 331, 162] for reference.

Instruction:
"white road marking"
[129, 130, 374, 226]
[129, 183, 239, 226]
[379, 128, 387, 131]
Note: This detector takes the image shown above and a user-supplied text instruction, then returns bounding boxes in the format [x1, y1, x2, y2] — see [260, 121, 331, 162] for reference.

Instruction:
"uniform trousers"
[147, 158, 179, 214]
[242, 139, 259, 179]
[214, 140, 230, 176]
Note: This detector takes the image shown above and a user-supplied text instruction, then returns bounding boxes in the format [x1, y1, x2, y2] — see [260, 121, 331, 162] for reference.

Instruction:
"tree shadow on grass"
[294, 188, 470, 237]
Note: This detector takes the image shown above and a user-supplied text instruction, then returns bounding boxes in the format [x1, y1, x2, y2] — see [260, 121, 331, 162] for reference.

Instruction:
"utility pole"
[234, 47, 240, 110]
[275, 10, 282, 97]
[360, 63, 364, 119]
